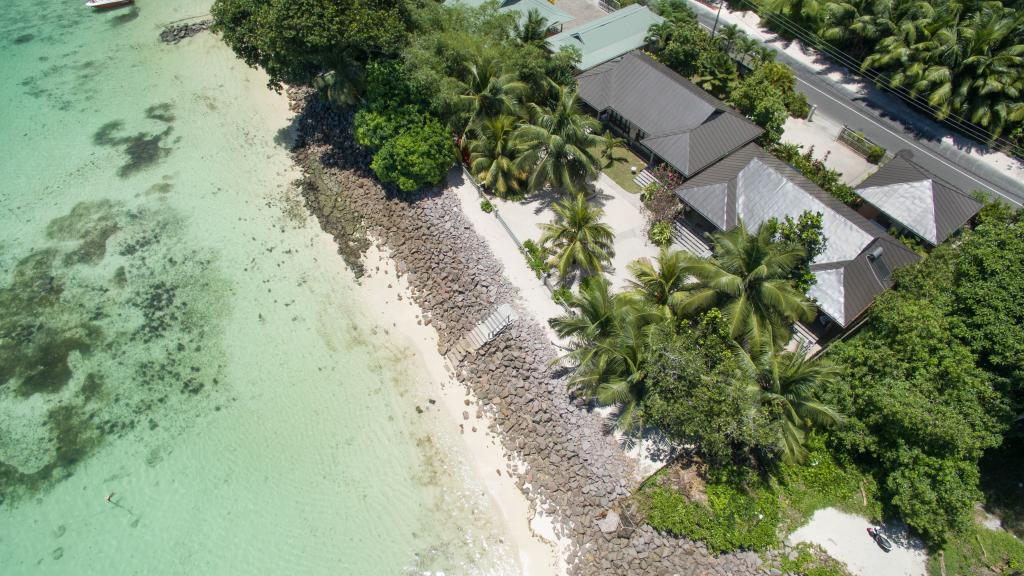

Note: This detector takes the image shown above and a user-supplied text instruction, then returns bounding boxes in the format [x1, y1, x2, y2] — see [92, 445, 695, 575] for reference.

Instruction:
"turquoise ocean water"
[0, 1, 519, 574]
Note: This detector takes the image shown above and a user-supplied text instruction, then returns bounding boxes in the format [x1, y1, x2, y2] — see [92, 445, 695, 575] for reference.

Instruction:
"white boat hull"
[85, 0, 133, 9]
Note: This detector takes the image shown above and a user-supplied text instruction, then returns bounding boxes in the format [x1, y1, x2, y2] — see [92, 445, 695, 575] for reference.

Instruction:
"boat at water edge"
[85, 0, 133, 9]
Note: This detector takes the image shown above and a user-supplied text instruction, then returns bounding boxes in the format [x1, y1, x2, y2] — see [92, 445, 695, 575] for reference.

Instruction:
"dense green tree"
[538, 194, 616, 283]
[368, 116, 455, 192]
[676, 220, 816, 350]
[469, 115, 529, 197]
[825, 289, 1010, 544]
[211, 0, 412, 89]
[644, 313, 778, 463]
[515, 87, 602, 194]
[764, 210, 826, 292]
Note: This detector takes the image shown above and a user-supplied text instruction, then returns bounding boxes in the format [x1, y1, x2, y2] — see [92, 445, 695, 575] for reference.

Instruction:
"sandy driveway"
[787, 508, 927, 576]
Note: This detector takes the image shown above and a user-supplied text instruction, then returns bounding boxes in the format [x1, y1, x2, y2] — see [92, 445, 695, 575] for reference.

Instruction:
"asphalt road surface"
[691, 4, 1024, 207]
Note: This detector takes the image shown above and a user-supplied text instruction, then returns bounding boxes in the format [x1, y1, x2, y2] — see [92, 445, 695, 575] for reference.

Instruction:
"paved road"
[690, 4, 1024, 207]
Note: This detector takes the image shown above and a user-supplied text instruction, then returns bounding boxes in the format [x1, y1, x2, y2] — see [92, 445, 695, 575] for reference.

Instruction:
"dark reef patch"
[0, 200, 227, 506]
[119, 130, 173, 177]
[92, 106, 176, 178]
[145, 103, 175, 123]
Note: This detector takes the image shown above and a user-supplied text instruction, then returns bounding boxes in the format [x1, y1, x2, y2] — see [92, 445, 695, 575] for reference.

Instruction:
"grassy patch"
[773, 435, 883, 534]
[593, 143, 647, 194]
[637, 436, 881, 555]
[640, 466, 782, 554]
[929, 523, 1024, 576]
[776, 542, 854, 576]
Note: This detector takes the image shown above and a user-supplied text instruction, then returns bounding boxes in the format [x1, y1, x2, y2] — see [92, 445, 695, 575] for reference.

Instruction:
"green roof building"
[545, 5, 664, 70]
[452, 0, 575, 32]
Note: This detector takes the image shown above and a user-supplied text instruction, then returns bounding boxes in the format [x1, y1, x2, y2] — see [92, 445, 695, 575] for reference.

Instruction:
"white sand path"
[787, 508, 927, 576]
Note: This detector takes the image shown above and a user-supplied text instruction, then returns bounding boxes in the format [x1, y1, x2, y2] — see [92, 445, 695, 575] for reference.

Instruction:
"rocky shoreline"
[159, 19, 212, 45]
[289, 88, 770, 576]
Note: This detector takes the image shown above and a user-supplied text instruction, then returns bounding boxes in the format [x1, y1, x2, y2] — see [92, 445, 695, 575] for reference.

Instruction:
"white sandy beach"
[347, 240, 567, 576]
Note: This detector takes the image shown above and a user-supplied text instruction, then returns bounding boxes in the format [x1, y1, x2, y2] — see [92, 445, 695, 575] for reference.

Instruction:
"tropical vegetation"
[751, 0, 1024, 150]
[538, 194, 616, 284]
[645, 0, 811, 145]
[212, 0, 1024, 566]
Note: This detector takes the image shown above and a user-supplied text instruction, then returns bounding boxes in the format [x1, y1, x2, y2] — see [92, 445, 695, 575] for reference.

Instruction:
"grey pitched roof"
[576, 51, 763, 176]
[675, 144, 921, 327]
[855, 150, 982, 245]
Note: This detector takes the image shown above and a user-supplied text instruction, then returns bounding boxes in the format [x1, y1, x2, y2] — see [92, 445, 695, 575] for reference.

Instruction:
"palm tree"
[555, 290, 662, 433]
[570, 309, 654, 433]
[626, 248, 697, 318]
[550, 274, 621, 344]
[516, 8, 550, 45]
[739, 344, 843, 464]
[515, 86, 603, 194]
[675, 220, 816, 350]
[599, 130, 625, 168]
[452, 57, 528, 139]
[645, 20, 681, 52]
[469, 115, 528, 198]
[539, 194, 615, 284]
[716, 23, 745, 55]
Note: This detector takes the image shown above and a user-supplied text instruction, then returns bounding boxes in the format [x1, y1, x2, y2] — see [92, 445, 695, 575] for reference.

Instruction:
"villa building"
[674, 143, 921, 343]
[854, 150, 982, 247]
[576, 51, 763, 181]
[545, 6, 664, 71]
[453, 0, 575, 34]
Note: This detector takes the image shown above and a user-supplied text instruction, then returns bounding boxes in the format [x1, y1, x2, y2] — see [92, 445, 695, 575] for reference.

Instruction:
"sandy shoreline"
[251, 83, 565, 573]
[346, 240, 566, 575]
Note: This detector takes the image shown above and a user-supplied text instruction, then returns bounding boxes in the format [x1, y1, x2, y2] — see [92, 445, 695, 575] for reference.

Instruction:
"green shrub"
[641, 182, 662, 203]
[551, 287, 572, 306]
[777, 543, 853, 576]
[649, 221, 673, 247]
[480, 198, 494, 213]
[786, 91, 812, 119]
[642, 467, 782, 554]
[522, 239, 550, 279]
[866, 145, 886, 164]
[368, 115, 455, 192]
[929, 523, 1024, 576]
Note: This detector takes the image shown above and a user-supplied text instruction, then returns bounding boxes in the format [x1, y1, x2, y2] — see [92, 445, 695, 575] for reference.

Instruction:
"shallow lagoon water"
[0, 1, 518, 573]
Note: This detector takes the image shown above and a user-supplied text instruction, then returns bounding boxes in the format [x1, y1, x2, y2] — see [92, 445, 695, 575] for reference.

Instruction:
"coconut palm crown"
[514, 86, 602, 195]
[469, 115, 528, 198]
[538, 194, 615, 284]
[676, 219, 816, 350]
[739, 343, 843, 464]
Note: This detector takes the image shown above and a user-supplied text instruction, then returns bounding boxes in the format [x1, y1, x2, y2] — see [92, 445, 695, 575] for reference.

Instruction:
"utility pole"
[711, 0, 724, 38]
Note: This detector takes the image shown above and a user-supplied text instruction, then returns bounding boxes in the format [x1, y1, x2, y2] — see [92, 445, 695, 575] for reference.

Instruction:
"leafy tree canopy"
[212, 0, 413, 89]
[823, 207, 1023, 544]
[369, 116, 455, 192]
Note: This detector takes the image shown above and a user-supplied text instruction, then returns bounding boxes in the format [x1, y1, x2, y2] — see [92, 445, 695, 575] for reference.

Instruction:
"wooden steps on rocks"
[445, 304, 518, 366]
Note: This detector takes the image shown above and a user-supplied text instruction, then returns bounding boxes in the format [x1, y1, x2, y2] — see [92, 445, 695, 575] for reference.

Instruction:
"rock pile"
[159, 19, 212, 45]
[290, 92, 770, 576]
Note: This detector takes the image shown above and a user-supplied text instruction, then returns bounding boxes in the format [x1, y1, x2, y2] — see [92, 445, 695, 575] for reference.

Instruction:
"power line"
[734, 0, 1024, 154]
[728, 0, 1024, 156]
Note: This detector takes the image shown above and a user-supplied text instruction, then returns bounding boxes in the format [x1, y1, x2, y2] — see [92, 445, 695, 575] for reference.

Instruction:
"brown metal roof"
[855, 150, 982, 245]
[576, 51, 763, 176]
[675, 143, 921, 327]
